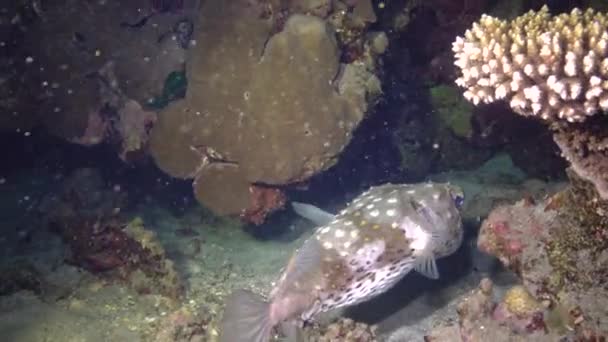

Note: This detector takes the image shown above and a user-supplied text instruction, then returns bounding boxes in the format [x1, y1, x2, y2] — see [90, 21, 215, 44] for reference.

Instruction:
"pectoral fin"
[414, 252, 440, 279]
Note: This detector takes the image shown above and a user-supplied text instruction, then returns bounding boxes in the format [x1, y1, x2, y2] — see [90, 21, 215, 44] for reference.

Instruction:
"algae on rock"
[430, 84, 474, 139]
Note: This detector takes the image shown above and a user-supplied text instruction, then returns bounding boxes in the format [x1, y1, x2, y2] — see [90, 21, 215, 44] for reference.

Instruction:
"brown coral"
[150, 0, 380, 220]
[453, 6, 608, 122]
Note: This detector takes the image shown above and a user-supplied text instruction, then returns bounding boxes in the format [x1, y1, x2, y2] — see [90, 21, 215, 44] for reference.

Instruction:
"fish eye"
[454, 194, 465, 208]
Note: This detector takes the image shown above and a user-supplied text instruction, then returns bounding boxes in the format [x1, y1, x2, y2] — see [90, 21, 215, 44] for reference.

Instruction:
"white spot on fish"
[386, 209, 396, 217]
[370, 210, 379, 217]
[323, 242, 333, 249]
[373, 197, 382, 202]
[387, 198, 397, 203]
[340, 251, 349, 257]
[366, 204, 374, 209]
[320, 227, 330, 234]
[425, 183, 433, 187]
[405, 224, 430, 251]
[433, 193, 440, 200]
[335, 229, 345, 238]
[406, 190, 415, 194]
[391, 222, 398, 228]
[350, 230, 359, 238]
[345, 221, 353, 226]
[343, 241, 351, 248]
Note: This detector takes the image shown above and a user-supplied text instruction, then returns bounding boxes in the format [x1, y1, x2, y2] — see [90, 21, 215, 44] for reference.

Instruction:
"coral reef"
[425, 279, 560, 341]
[553, 116, 608, 199]
[304, 317, 377, 342]
[152, 307, 212, 342]
[49, 214, 183, 300]
[475, 171, 608, 339]
[1, 0, 194, 159]
[150, 0, 384, 222]
[39, 168, 183, 300]
[115, 100, 157, 161]
[453, 5, 608, 197]
[453, 6, 608, 122]
[240, 185, 287, 225]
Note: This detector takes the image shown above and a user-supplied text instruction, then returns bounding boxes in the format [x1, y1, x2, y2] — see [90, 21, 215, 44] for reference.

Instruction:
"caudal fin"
[219, 290, 273, 342]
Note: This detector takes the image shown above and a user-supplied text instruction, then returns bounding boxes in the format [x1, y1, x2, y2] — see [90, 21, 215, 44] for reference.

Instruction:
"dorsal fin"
[291, 202, 334, 226]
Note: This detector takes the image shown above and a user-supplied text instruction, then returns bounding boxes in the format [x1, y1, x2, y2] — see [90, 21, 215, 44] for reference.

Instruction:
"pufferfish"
[219, 182, 465, 342]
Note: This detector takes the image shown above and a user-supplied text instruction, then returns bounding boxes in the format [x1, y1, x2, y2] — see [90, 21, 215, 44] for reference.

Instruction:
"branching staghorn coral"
[452, 6, 608, 123]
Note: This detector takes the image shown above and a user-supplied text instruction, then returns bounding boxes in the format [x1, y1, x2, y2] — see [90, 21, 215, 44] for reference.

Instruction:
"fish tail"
[219, 290, 273, 342]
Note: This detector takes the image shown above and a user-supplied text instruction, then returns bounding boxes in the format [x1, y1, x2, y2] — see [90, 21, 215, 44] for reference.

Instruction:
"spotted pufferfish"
[219, 182, 465, 342]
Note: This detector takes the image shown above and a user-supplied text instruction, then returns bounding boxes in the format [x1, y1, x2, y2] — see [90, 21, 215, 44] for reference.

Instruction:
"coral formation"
[475, 171, 608, 339]
[1, 0, 193, 159]
[50, 215, 183, 300]
[48, 213, 183, 300]
[152, 307, 211, 342]
[304, 317, 377, 342]
[453, 6, 608, 123]
[426, 279, 558, 341]
[116, 100, 157, 161]
[453, 5, 608, 197]
[39, 168, 183, 300]
[501, 285, 541, 317]
[150, 0, 384, 221]
[553, 117, 608, 199]
[240, 185, 287, 225]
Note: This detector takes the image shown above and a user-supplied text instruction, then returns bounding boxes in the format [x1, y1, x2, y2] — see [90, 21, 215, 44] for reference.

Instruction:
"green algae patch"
[430, 84, 474, 139]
